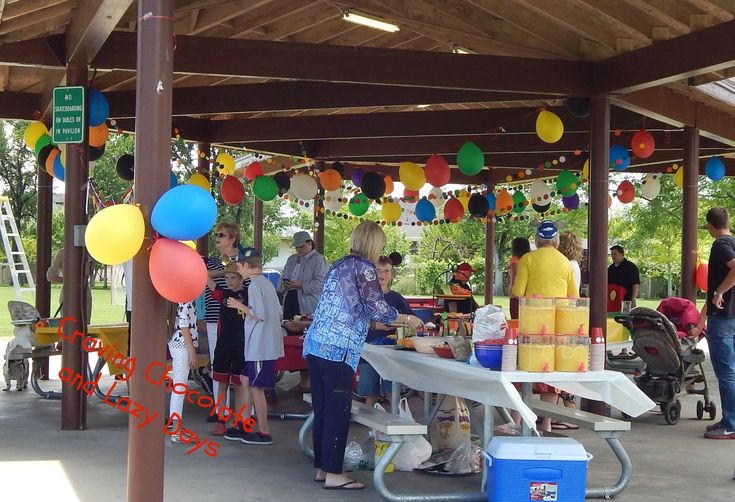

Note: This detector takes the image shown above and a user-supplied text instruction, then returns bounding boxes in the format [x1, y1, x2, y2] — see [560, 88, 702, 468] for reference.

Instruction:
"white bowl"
[413, 336, 444, 354]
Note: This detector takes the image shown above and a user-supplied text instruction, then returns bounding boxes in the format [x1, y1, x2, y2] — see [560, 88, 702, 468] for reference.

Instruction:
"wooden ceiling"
[1, 0, 735, 180]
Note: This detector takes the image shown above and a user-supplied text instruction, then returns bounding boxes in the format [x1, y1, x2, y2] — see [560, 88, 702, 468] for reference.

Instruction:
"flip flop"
[314, 478, 326, 483]
[323, 481, 365, 490]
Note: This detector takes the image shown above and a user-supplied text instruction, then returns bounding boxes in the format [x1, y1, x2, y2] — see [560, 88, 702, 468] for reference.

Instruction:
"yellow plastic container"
[518, 298, 555, 335]
[555, 335, 589, 372]
[555, 298, 590, 336]
[518, 335, 555, 372]
[606, 318, 630, 342]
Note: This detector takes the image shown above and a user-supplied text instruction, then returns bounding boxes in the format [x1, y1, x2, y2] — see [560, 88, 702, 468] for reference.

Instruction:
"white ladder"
[0, 196, 35, 300]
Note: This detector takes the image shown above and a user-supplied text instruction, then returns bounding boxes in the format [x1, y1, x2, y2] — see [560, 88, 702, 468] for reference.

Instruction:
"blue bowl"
[474, 344, 503, 370]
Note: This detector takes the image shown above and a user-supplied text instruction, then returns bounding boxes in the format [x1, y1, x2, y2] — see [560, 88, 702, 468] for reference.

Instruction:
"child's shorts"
[212, 338, 245, 385]
[357, 361, 391, 397]
[242, 360, 276, 388]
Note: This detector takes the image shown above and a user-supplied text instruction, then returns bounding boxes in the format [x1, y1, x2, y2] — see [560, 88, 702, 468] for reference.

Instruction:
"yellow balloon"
[674, 166, 684, 188]
[581, 159, 589, 181]
[381, 201, 402, 223]
[216, 153, 235, 176]
[60, 145, 66, 166]
[458, 190, 470, 211]
[399, 162, 426, 191]
[181, 240, 197, 250]
[188, 172, 211, 192]
[536, 110, 564, 144]
[85, 204, 145, 265]
[24, 121, 48, 149]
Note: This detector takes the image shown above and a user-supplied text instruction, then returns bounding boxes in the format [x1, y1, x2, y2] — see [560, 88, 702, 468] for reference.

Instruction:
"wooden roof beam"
[0, 91, 42, 120]
[91, 32, 592, 94]
[104, 81, 558, 118]
[66, 0, 134, 64]
[594, 19, 735, 94]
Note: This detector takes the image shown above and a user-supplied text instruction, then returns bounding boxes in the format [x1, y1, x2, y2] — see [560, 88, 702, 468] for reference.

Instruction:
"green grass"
[0, 285, 125, 339]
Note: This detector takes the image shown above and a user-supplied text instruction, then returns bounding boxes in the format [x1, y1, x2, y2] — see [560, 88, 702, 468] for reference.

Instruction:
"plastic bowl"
[432, 344, 454, 358]
[413, 336, 442, 354]
[474, 344, 503, 370]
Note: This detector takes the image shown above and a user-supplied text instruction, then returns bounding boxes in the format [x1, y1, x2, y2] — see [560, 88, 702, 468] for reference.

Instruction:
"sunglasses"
[215, 232, 230, 238]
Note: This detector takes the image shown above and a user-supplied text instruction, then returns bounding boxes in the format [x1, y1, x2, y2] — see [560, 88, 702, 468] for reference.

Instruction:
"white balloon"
[428, 187, 445, 208]
[291, 174, 318, 200]
[640, 173, 661, 199]
[323, 190, 343, 212]
[529, 179, 551, 202]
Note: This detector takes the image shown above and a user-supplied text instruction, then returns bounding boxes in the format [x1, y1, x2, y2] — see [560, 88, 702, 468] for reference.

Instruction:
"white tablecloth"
[361, 345, 656, 431]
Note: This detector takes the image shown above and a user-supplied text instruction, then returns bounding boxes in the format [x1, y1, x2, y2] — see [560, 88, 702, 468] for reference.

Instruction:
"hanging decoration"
[381, 200, 402, 223]
[151, 185, 217, 240]
[562, 193, 580, 210]
[291, 173, 318, 200]
[696, 262, 708, 292]
[323, 190, 343, 212]
[88, 88, 110, 127]
[555, 170, 578, 197]
[273, 172, 291, 195]
[318, 168, 342, 191]
[24, 121, 48, 148]
[399, 161, 425, 190]
[631, 129, 655, 159]
[351, 167, 365, 187]
[348, 193, 370, 216]
[428, 187, 445, 208]
[425, 154, 451, 186]
[674, 165, 684, 188]
[566, 97, 590, 118]
[529, 179, 552, 213]
[443, 197, 465, 222]
[495, 189, 513, 216]
[456, 141, 484, 176]
[616, 180, 635, 204]
[609, 144, 631, 171]
[360, 171, 386, 200]
[403, 188, 419, 202]
[215, 153, 235, 176]
[187, 172, 210, 192]
[253, 175, 278, 201]
[89, 144, 106, 162]
[581, 159, 589, 182]
[149, 239, 207, 302]
[705, 157, 726, 181]
[457, 189, 470, 211]
[415, 198, 436, 222]
[85, 204, 145, 265]
[468, 193, 490, 218]
[485, 191, 496, 215]
[640, 173, 661, 199]
[535, 110, 564, 144]
[511, 190, 528, 214]
[89, 123, 108, 148]
[244, 161, 264, 181]
[384, 176, 394, 196]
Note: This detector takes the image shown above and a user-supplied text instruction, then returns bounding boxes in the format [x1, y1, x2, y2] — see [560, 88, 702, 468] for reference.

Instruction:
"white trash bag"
[393, 398, 433, 471]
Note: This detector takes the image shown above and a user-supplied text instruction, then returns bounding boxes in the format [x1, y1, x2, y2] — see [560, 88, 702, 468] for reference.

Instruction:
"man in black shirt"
[699, 207, 735, 439]
[607, 245, 640, 303]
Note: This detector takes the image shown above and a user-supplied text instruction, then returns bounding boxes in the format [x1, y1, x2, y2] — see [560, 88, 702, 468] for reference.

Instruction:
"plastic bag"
[343, 440, 364, 471]
[430, 395, 471, 451]
[393, 398, 433, 471]
[445, 439, 483, 474]
[373, 403, 395, 473]
[472, 304, 507, 344]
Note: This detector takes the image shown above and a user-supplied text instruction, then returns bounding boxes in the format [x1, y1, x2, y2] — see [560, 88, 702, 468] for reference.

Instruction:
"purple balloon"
[351, 168, 365, 187]
[562, 193, 580, 210]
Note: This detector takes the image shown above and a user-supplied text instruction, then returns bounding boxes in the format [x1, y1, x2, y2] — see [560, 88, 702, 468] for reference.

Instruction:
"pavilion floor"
[0, 337, 731, 501]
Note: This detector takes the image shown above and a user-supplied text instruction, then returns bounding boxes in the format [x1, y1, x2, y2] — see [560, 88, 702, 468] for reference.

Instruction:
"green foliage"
[323, 210, 411, 265]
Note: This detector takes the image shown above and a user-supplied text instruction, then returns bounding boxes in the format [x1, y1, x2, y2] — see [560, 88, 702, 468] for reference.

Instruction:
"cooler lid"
[488, 436, 588, 461]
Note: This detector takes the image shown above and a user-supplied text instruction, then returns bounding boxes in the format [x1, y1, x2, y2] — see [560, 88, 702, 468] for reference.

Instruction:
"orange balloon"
[384, 176, 394, 196]
[45, 148, 60, 177]
[89, 123, 109, 147]
[149, 239, 207, 302]
[319, 169, 342, 191]
[245, 161, 264, 181]
[495, 189, 513, 216]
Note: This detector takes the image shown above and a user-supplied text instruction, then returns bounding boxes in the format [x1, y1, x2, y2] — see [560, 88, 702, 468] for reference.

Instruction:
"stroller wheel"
[664, 400, 681, 425]
[697, 401, 704, 420]
[707, 401, 717, 421]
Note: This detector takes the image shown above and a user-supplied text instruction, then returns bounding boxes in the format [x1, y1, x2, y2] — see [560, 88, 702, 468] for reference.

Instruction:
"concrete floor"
[1, 338, 733, 501]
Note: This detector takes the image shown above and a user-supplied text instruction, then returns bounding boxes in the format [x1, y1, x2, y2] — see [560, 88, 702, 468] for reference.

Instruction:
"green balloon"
[34, 134, 53, 158]
[511, 190, 527, 214]
[457, 141, 484, 176]
[348, 193, 370, 216]
[555, 169, 579, 197]
[253, 175, 277, 201]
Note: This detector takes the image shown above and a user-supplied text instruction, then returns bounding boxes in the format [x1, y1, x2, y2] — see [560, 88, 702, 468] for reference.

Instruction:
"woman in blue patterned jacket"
[303, 221, 424, 491]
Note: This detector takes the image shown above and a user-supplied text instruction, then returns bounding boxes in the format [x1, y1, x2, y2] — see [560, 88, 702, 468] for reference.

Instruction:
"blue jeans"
[706, 315, 735, 430]
[357, 361, 392, 397]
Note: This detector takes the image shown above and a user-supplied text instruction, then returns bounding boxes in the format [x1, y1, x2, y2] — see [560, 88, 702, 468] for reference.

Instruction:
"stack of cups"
[589, 327, 605, 371]
[501, 327, 518, 372]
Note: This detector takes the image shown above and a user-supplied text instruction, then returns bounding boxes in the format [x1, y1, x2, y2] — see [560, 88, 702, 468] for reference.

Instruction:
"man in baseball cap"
[446, 262, 478, 313]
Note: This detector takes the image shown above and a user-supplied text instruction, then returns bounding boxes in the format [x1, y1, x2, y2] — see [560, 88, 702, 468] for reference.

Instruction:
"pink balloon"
[150, 239, 207, 302]
[696, 263, 708, 292]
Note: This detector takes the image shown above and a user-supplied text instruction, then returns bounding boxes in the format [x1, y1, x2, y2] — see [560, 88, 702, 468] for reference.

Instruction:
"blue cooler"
[486, 437, 588, 502]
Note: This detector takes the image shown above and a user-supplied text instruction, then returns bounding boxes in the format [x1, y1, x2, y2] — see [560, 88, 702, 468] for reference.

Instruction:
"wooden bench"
[532, 400, 632, 499]
[300, 394, 428, 501]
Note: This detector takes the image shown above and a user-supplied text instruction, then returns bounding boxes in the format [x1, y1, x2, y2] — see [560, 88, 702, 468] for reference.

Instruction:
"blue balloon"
[170, 171, 178, 188]
[486, 192, 496, 212]
[705, 157, 726, 181]
[88, 89, 110, 127]
[53, 154, 65, 181]
[415, 198, 436, 222]
[151, 184, 217, 240]
[609, 144, 630, 171]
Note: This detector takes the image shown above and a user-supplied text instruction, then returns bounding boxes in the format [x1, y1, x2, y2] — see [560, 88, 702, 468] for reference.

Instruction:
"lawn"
[0, 285, 125, 339]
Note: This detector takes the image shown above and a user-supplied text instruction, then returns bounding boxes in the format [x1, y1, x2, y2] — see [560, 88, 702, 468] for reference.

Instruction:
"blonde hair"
[223, 262, 241, 276]
[558, 231, 583, 261]
[215, 221, 240, 243]
[535, 234, 559, 249]
[350, 221, 386, 263]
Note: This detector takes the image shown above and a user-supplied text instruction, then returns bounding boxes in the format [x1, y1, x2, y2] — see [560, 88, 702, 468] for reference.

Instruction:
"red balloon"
[696, 263, 708, 292]
[245, 161, 264, 181]
[150, 239, 207, 302]
[616, 180, 635, 204]
[631, 129, 655, 159]
[221, 175, 245, 205]
[443, 197, 465, 222]
[425, 154, 450, 187]
[403, 188, 420, 202]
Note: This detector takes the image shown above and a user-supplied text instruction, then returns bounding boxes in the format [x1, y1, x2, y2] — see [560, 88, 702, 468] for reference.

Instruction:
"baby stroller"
[615, 298, 715, 425]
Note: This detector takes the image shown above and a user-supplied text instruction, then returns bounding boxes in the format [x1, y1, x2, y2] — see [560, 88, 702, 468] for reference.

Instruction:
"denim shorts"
[357, 361, 392, 397]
